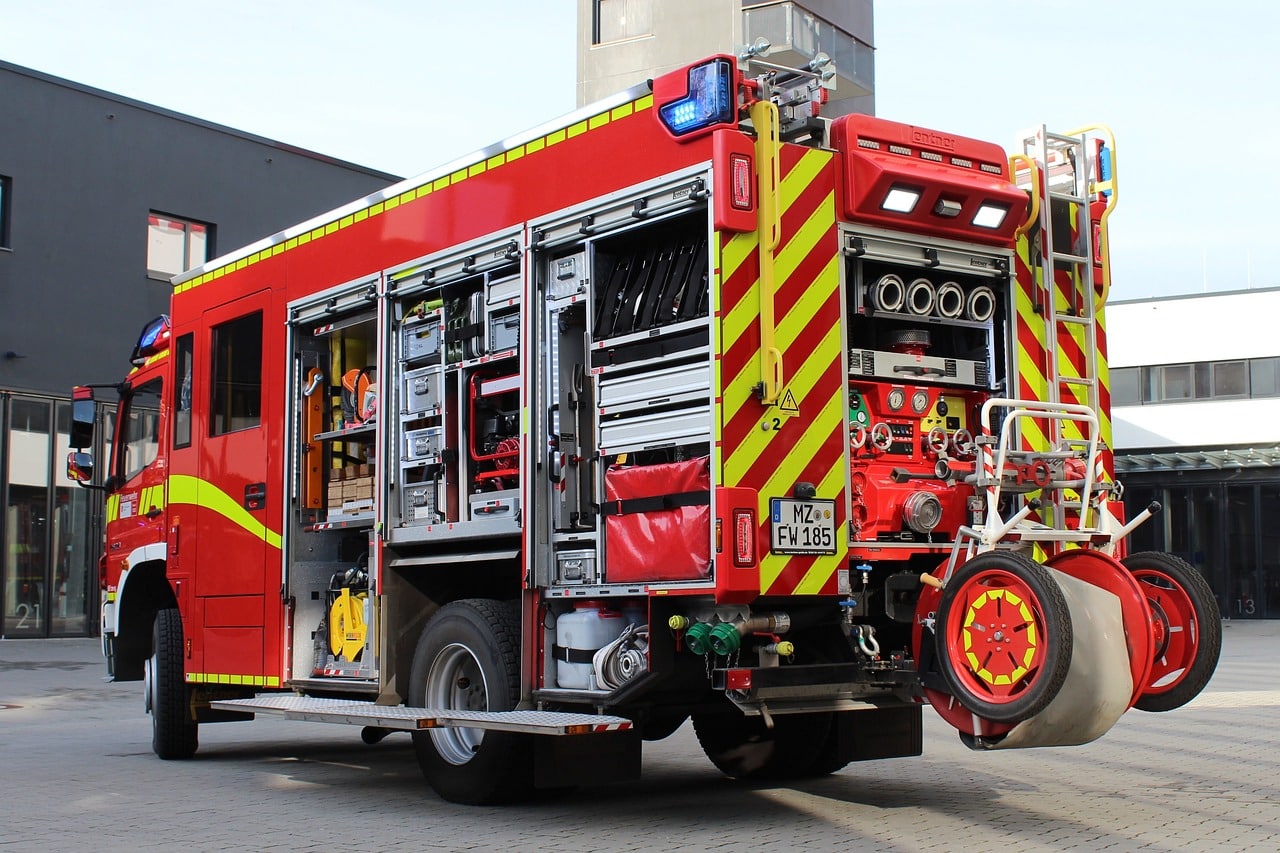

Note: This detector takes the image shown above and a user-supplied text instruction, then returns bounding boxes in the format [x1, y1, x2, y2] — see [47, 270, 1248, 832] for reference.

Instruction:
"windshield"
[116, 377, 163, 482]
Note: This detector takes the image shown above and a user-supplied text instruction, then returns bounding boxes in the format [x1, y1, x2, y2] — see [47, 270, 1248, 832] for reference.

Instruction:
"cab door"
[190, 290, 280, 682]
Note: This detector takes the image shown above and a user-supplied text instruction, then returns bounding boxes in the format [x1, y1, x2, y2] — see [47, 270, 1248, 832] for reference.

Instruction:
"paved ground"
[2, 621, 1277, 852]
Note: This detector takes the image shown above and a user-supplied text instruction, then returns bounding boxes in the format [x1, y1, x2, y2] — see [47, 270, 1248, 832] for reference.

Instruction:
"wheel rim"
[425, 643, 489, 765]
[943, 568, 1050, 707]
[144, 654, 155, 714]
[1046, 549, 1154, 708]
[913, 563, 1013, 738]
[1133, 569, 1200, 693]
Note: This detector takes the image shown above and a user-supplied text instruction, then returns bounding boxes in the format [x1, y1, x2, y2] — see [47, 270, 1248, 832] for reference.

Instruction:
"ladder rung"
[1044, 131, 1085, 147]
[1055, 314, 1093, 325]
[1051, 252, 1091, 265]
[1048, 191, 1086, 204]
[1060, 377, 1097, 387]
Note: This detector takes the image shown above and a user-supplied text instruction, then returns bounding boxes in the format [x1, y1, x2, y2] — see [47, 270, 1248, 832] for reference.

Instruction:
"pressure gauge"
[911, 389, 930, 414]
[887, 388, 906, 411]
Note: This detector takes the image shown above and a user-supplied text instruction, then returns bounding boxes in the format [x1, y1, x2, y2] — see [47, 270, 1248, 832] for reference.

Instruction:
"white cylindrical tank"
[555, 602, 627, 689]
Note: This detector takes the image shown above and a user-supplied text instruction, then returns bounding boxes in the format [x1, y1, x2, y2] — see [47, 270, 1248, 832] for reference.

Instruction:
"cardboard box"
[342, 498, 374, 515]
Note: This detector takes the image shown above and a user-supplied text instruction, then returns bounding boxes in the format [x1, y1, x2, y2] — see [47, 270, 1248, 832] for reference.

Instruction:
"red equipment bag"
[603, 457, 711, 583]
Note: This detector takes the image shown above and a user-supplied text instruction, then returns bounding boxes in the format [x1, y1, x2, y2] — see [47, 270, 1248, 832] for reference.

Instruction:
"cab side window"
[210, 312, 263, 435]
[121, 378, 163, 481]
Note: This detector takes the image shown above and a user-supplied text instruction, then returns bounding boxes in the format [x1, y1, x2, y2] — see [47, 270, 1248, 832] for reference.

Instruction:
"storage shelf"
[314, 424, 376, 442]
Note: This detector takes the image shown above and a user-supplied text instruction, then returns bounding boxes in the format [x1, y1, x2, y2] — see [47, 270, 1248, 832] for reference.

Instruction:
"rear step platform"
[210, 695, 633, 736]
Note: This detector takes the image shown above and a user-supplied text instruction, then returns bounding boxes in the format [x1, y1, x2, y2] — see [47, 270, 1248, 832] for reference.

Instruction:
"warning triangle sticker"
[778, 388, 800, 415]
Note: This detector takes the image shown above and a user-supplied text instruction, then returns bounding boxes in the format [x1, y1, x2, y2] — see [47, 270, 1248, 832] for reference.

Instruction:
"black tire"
[1122, 552, 1222, 712]
[934, 551, 1073, 724]
[408, 599, 532, 804]
[692, 710, 834, 780]
[148, 608, 197, 759]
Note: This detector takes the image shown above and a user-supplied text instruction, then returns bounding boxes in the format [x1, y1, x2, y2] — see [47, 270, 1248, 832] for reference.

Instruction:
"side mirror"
[70, 386, 96, 449]
[67, 451, 95, 485]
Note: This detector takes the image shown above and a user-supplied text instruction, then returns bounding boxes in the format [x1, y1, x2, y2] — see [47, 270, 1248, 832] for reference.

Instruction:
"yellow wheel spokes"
[954, 574, 1043, 696]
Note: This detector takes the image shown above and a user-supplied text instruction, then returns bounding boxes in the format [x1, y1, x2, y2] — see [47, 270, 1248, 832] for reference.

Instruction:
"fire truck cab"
[69, 53, 1221, 804]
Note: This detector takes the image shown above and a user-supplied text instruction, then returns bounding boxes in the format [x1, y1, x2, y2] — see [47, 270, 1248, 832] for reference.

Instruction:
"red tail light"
[733, 508, 756, 567]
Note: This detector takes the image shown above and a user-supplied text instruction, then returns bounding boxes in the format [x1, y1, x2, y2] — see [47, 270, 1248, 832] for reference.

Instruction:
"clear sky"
[2, 1, 1276, 301]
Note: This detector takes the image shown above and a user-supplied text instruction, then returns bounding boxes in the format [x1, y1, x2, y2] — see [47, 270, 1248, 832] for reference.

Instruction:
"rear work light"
[972, 203, 1009, 229]
[881, 185, 922, 214]
[657, 58, 736, 138]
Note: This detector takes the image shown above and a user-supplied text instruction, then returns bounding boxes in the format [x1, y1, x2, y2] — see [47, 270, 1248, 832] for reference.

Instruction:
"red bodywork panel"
[165, 96, 716, 685]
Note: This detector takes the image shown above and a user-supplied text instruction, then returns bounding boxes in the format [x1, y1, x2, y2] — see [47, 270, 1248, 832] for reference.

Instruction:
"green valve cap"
[685, 622, 714, 655]
[709, 622, 741, 656]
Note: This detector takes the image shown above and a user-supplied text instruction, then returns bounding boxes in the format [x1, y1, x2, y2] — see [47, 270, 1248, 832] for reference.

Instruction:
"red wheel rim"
[1133, 568, 1202, 694]
[912, 565, 1013, 738]
[942, 568, 1050, 707]
[1046, 550, 1154, 708]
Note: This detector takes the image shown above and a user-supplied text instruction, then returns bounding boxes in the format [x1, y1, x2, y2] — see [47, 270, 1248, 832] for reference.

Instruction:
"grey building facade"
[577, 0, 875, 115]
[0, 61, 397, 637]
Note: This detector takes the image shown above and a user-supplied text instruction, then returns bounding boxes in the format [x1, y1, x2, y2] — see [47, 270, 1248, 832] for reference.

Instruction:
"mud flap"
[533, 728, 642, 789]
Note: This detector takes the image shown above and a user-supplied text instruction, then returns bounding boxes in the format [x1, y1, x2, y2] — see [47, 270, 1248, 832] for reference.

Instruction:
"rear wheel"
[692, 710, 834, 780]
[146, 608, 197, 759]
[934, 551, 1073, 723]
[408, 599, 532, 804]
[1123, 552, 1222, 711]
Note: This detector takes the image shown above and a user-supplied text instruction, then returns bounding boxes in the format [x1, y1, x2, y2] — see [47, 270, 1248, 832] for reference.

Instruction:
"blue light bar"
[658, 59, 735, 137]
[130, 315, 171, 365]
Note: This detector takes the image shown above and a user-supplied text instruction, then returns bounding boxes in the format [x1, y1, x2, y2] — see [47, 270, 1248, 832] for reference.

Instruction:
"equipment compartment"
[591, 213, 708, 341]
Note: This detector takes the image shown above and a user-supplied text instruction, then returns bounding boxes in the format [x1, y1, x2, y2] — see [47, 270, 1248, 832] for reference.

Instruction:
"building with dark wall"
[0, 61, 398, 637]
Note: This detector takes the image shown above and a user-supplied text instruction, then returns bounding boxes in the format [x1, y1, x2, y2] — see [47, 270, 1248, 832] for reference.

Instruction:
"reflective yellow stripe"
[176, 98, 653, 293]
[168, 474, 282, 550]
[188, 673, 280, 687]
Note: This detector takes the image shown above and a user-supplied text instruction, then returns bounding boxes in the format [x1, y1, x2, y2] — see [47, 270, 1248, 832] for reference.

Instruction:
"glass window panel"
[52, 486, 91, 635]
[1225, 485, 1258, 618]
[1142, 366, 1159, 403]
[187, 224, 208, 268]
[1194, 363, 1212, 399]
[147, 214, 186, 278]
[148, 212, 212, 278]
[1213, 361, 1248, 398]
[174, 334, 193, 448]
[1161, 364, 1191, 400]
[211, 312, 263, 435]
[1257, 484, 1280, 618]
[1123, 486, 1161, 553]
[5, 397, 52, 636]
[1112, 367, 1141, 405]
[595, 0, 652, 43]
[120, 378, 162, 482]
[1250, 357, 1279, 397]
[0, 174, 11, 248]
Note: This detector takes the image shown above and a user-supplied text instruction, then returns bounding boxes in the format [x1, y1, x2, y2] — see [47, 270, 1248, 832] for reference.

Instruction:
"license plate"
[769, 498, 837, 555]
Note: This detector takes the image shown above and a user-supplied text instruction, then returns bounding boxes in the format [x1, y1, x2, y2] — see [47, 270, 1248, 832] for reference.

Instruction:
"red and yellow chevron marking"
[1013, 199, 1115, 533]
[718, 145, 846, 597]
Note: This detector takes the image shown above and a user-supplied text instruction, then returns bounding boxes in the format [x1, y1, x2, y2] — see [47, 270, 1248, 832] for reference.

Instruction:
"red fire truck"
[68, 53, 1221, 804]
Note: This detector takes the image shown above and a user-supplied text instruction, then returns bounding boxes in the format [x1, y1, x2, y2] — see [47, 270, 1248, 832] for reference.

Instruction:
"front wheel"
[146, 608, 197, 759]
[1123, 552, 1222, 712]
[408, 599, 532, 804]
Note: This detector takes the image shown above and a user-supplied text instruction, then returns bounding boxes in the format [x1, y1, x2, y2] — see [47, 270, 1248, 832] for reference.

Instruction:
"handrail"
[1008, 153, 1041, 239]
[750, 98, 784, 405]
[1065, 123, 1118, 308]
